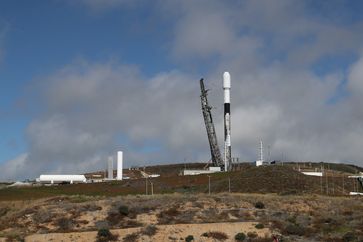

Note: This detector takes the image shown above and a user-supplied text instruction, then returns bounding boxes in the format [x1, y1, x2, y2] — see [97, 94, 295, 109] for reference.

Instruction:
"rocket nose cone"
[223, 72, 231, 88]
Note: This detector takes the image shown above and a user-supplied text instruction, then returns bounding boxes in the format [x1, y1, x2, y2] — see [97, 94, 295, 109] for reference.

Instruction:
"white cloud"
[0, 154, 28, 181]
[3, 1, 363, 180]
[348, 56, 363, 96]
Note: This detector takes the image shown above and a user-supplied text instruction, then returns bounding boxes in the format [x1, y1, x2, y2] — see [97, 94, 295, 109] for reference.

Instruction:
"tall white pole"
[223, 72, 231, 171]
[260, 140, 264, 162]
[117, 151, 123, 180]
[108, 156, 113, 180]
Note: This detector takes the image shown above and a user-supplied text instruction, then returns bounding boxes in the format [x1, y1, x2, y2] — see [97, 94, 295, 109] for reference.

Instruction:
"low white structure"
[37, 175, 86, 184]
[148, 174, 160, 178]
[349, 192, 363, 196]
[117, 151, 123, 180]
[7, 181, 32, 187]
[302, 172, 323, 177]
[348, 173, 363, 195]
[183, 167, 221, 176]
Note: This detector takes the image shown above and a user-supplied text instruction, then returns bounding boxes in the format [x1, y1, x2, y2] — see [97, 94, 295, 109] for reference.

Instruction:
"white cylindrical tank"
[117, 151, 123, 180]
[38, 175, 87, 184]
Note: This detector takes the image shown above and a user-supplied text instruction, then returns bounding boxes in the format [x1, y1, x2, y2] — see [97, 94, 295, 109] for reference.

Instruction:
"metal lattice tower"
[200, 78, 224, 168]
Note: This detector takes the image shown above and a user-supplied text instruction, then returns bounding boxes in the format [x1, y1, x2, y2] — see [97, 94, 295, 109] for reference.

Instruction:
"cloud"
[347, 56, 363, 96]
[0, 153, 28, 181]
[3, 0, 363, 180]
[171, 0, 363, 68]
[0, 60, 212, 180]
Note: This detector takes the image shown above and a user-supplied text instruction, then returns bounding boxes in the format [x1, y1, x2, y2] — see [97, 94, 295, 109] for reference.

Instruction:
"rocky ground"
[0, 193, 362, 241]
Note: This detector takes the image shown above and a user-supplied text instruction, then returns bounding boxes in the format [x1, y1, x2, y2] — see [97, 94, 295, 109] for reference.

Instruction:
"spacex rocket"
[223, 72, 231, 171]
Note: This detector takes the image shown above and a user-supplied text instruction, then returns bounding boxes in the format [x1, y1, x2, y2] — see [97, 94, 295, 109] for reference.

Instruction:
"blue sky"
[0, 0, 174, 162]
[1, 0, 363, 180]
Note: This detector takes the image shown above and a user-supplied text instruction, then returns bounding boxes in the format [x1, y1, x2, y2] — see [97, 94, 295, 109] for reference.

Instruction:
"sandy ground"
[25, 222, 270, 242]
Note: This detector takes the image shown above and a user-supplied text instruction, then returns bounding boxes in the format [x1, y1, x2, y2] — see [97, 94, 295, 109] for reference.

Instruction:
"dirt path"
[25, 221, 270, 242]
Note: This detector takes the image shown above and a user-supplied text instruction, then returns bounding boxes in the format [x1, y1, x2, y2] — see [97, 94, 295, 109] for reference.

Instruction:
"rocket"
[223, 72, 231, 171]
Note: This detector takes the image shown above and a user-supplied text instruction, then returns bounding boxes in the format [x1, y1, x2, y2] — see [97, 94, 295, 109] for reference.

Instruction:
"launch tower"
[200, 79, 224, 169]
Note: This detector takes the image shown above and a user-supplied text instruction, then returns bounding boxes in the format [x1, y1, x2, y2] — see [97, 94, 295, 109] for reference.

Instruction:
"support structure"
[259, 140, 264, 162]
[200, 79, 224, 169]
[108, 156, 113, 180]
[256, 140, 264, 167]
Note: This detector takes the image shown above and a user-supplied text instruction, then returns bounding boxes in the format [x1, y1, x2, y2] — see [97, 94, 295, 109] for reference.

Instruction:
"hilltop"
[1, 162, 361, 201]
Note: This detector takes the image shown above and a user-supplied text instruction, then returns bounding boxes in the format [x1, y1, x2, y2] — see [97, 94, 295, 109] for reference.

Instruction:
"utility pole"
[228, 177, 231, 193]
[207, 175, 211, 195]
[342, 175, 345, 194]
[325, 167, 329, 194]
[150, 181, 154, 196]
[145, 177, 148, 195]
[320, 165, 324, 194]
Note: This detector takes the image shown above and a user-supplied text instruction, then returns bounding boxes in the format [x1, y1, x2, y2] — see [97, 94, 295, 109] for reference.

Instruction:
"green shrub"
[56, 217, 73, 231]
[98, 228, 111, 238]
[235, 232, 246, 241]
[283, 224, 305, 236]
[255, 223, 264, 229]
[142, 225, 158, 236]
[255, 201, 265, 209]
[185, 235, 194, 242]
[123, 232, 139, 242]
[97, 228, 118, 242]
[118, 205, 129, 216]
[0, 207, 10, 217]
[343, 232, 356, 242]
[201, 231, 228, 240]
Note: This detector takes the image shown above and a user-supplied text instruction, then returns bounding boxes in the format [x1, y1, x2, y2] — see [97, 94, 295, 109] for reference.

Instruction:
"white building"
[183, 167, 221, 176]
[37, 175, 86, 184]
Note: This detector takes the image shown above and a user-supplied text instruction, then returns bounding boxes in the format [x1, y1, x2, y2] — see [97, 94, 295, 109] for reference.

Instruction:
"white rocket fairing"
[223, 72, 231, 171]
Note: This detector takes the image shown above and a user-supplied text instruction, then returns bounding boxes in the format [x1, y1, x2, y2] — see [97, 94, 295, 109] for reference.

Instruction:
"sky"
[1, 0, 363, 181]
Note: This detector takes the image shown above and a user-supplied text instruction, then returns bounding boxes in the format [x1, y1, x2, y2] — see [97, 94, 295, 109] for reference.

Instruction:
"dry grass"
[0, 193, 363, 241]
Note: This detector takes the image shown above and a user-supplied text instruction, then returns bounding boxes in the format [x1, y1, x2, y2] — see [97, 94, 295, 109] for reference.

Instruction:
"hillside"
[1, 193, 363, 241]
[1, 164, 361, 201]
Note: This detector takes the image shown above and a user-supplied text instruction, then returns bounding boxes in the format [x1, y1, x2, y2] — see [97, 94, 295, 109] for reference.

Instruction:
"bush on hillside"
[235, 232, 246, 241]
[97, 228, 118, 242]
[118, 205, 129, 216]
[255, 201, 265, 209]
[255, 223, 264, 229]
[185, 235, 194, 242]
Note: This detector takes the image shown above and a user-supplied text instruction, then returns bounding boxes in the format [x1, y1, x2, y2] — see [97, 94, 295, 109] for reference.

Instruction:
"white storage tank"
[38, 175, 87, 184]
